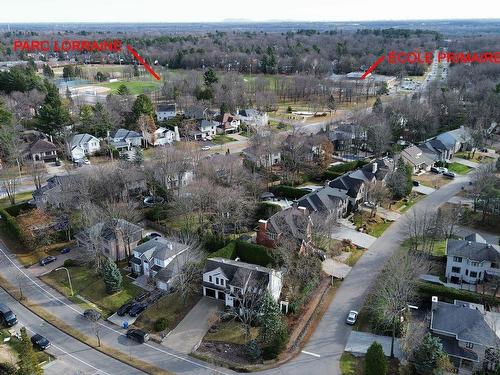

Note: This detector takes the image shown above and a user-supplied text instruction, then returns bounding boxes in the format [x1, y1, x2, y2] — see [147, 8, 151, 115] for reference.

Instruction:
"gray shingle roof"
[67, 133, 99, 149]
[266, 206, 309, 240]
[110, 128, 142, 141]
[431, 300, 499, 347]
[204, 257, 274, 288]
[134, 237, 187, 262]
[30, 139, 57, 153]
[446, 239, 500, 263]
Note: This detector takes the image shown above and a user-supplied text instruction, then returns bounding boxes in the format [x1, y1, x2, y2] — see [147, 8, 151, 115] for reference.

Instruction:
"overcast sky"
[1, 0, 499, 23]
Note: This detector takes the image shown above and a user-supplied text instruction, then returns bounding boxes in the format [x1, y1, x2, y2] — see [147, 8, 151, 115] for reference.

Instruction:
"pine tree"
[102, 257, 123, 294]
[131, 94, 154, 124]
[17, 327, 43, 375]
[203, 68, 218, 87]
[37, 80, 71, 136]
[365, 341, 388, 375]
[414, 334, 448, 375]
[258, 292, 288, 359]
[116, 84, 131, 96]
[372, 96, 383, 113]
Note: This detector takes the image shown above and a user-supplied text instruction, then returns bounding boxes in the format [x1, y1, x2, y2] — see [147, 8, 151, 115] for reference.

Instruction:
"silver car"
[346, 310, 358, 325]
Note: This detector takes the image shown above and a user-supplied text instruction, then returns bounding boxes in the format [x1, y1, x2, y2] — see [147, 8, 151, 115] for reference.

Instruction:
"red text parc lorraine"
[13, 40, 122, 53]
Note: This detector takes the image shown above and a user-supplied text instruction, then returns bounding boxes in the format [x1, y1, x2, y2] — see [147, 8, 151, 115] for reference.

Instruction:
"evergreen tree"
[0, 101, 12, 125]
[414, 334, 449, 375]
[131, 94, 154, 124]
[42, 64, 54, 78]
[17, 327, 43, 375]
[92, 102, 113, 137]
[0, 362, 16, 374]
[386, 157, 412, 199]
[62, 65, 75, 79]
[134, 148, 144, 165]
[372, 96, 383, 114]
[365, 341, 388, 375]
[37, 80, 71, 135]
[258, 292, 288, 359]
[117, 84, 131, 96]
[79, 104, 94, 132]
[203, 68, 218, 87]
[102, 257, 123, 294]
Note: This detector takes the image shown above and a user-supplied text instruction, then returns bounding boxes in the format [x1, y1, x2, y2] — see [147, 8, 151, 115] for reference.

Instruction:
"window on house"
[470, 271, 478, 278]
[470, 261, 479, 267]
[451, 267, 461, 273]
[453, 257, 462, 263]
[208, 276, 212, 283]
[465, 269, 469, 276]
[215, 277, 219, 285]
[466, 342, 474, 349]
[492, 263, 499, 269]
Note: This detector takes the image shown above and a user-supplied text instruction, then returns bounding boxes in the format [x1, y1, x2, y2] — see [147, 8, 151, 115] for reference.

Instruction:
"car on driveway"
[147, 232, 162, 239]
[31, 334, 50, 350]
[39, 255, 57, 266]
[346, 310, 358, 325]
[412, 180, 420, 186]
[443, 171, 455, 179]
[480, 148, 488, 153]
[201, 145, 211, 151]
[126, 329, 150, 343]
[128, 303, 147, 317]
[117, 302, 134, 317]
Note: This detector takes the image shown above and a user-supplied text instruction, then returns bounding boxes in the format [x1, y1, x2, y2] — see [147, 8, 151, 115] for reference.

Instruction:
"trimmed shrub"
[0, 208, 22, 240]
[327, 160, 367, 174]
[235, 241, 274, 266]
[154, 317, 170, 332]
[365, 341, 388, 375]
[255, 202, 283, 222]
[211, 241, 237, 259]
[418, 282, 500, 307]
[243, 339, 262, 362]
[4, 201, 32, 217]
[145, 204, 170, 221]
[270, 185, 308, 200]
[204, 233, 228, 252]
[63, 259, 78, 267]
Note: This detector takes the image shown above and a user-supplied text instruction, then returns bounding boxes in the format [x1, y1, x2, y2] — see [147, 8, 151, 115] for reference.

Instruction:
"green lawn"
[352, 212, 392, 238]
[432, 239, 447, 257]
[41, 265, 141, 317]
[346, 249, 365, 266]
[212, 135, 237, 145]
[455, 151, 494, 164]
[98, 80, 161, 95]
[0, 191, 33, 209]
[340, 352, 362, 375]
[134, 292, 200, 332]
[203, 320, 259, 345]
[447, 162, 472, 175]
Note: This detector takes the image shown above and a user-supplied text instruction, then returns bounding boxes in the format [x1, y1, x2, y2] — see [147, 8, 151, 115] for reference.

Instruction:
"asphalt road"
[0, 288, 142, 375]
[261, 173, 471, 375]
[0, 240, 233, 375]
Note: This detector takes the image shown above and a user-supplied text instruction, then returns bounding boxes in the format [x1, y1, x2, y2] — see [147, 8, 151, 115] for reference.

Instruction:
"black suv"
[0, 304, 17, 327]
[128, 303, 147, 317]
[117, 302, 134, 317]
[39, 255, 57, 266]
[31, 334, 50, 350]
[126, 329, 150, 343]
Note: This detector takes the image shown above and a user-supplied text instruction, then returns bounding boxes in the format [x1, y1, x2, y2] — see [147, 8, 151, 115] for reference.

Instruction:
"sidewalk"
[0, 241, 230, 375]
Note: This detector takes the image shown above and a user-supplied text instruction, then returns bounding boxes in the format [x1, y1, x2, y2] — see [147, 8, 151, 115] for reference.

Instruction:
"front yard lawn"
[413, 173, 450, 189]
[340, 352, 362, 375]
[134, 292, 200, 333]
[346, 248, 365, 266]
[390, 193, 424, 213]
[0, 191, 33, 209]
[447, 162, 471, 175]
[455, 151, 494, 164]
[351, 212, 391, 237]
[41, 265, 141, 317]
[212, 135, 237, 144]
[204, 320, 259, 345]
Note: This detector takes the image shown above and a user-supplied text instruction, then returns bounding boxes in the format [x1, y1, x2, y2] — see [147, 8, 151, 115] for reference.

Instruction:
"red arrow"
[126, 45, 160, 81]
[360, 55, 386, 80]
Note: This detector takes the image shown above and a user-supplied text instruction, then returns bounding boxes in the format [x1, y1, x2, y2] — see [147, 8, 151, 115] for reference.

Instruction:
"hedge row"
[4, 201, 32, 217]
[255, 202, 282, 221]
[0, 208, 22, 240]
[270, 185, 309, 200]
[327, 160, 367, 174]
[210, 240, 275, 267]
[417, 282, 500, 307]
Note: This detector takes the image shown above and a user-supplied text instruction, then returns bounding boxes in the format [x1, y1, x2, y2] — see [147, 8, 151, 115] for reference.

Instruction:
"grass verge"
[0, 274, 173, 375]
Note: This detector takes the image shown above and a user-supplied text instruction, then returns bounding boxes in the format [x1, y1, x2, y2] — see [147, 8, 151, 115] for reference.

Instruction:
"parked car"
[346, 310, 358, 325]
[126, 329, 150, 343]
[128, 303, 147, 317]
[443, 171, 456, 179]
[480, 148, 488, 153]
[315, 250, 327, 262]
[39, 255, 57, 266]
[0, 304, 17, 327]
[117, 302, 134, 317]
[436, 167, 448, 173]
[201, 145, 211, 151]
[54, 160, 61, 166]
[60, 247, 71, 254]
[147, 232, 162, 239]
[83, 309, 101, 321]
[412, 180, 420, 187]
[31, 334, 50, 350]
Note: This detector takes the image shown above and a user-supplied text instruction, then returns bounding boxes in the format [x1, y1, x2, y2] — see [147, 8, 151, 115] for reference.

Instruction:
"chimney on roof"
[432, 296, 438, 303]
[297, 206, 307, 215]
[372, 162, 378, 174]
[258, 219, 268, 232]
[235, 257, 240, 262]
[468, 241, 472, 246]
[487, 244, 492, 248]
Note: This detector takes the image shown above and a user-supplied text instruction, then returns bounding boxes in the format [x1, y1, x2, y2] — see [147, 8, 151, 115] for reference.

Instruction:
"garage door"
[217, 291, 225, 301]
[205, 288, 216, 298]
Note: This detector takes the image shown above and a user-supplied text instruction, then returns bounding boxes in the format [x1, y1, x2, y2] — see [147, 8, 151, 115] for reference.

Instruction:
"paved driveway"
[412, 184, 436, 195]
[451, 157, 480, 169]
[162, 297, 224, 354]
[345, 331, 403, 359]
[331, 225, 377, 249]
[28, 252, 73, 276]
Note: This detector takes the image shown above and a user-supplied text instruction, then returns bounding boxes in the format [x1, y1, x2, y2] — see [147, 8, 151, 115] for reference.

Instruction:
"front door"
[143, 261, 150, 276]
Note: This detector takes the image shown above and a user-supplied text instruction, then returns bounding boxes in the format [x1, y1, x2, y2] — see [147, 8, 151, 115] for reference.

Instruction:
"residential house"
[131, 237, 190, 291]
[107, 129, 142, 152]
[194, 119, 218, 140]
[75, 219, 143, 261]
[237, 109, 269, 127]
[202, 257, 282, 308]
[445, 233, 500, 286]
[32, 175, 80, 210]
[155, 104, 176, 121]
[401, 144, 437, 173]
[256, 205, 313, 254]
[242, 146, 281, 169]
[297, 185, 349, 218]
[327, 123, 367, 154]
[422, 126, 471, 162]
[28, 138, 58, 163]
[215, 113, 240, 134]
[430, 297, 500, 372]
[66, 133, 101, 161]
[142, 126, 180, 146]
